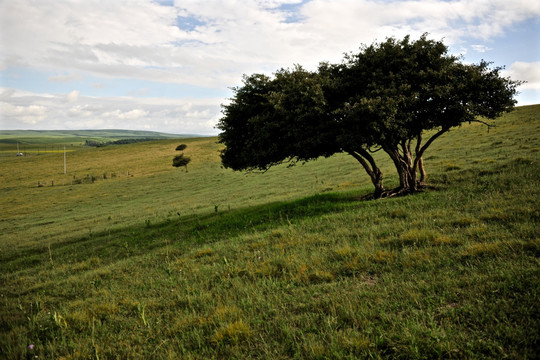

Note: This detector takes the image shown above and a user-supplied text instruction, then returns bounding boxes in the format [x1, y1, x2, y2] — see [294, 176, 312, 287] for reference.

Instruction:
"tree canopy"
[217, 34, 521, 198]
[173, 144, 191, 171]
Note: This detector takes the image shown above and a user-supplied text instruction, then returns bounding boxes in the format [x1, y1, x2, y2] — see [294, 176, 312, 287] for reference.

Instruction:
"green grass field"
[0, 129, 198, 156]
[1, 105, 539, 359]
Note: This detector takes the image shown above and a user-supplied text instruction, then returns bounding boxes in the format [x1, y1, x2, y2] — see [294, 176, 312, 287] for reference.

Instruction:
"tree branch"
[401, 140, 412, 167]
[415, 134, 426, 182]
[412, 127, 449, 174]
[469, 119, 495, 133]
[418, 127, 448, 160]
[367, 146, 383, 153]
[415, 134, 422, 156]
[346, 149, 375, 179]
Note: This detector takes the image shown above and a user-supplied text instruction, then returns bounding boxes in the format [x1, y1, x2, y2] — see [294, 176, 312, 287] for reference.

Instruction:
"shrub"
[173, 154, 191, 168]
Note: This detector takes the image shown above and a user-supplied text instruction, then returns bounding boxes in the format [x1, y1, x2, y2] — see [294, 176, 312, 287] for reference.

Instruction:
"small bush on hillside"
[173, 144, 191, 171]
[173, 154, 191, 170]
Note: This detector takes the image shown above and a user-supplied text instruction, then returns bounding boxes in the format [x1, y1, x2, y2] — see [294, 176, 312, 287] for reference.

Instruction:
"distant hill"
[0, 129, 204, 145]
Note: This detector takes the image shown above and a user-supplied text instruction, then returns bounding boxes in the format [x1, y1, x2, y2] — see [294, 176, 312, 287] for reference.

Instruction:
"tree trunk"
[347, 127, 450, 199]
[346, 149, 385, 198]
[395, 161, 418, 195]
[418, 157, 426, 184]
[372, 167, 384, 199]
[415, 135, 426, 184]
[412, 127, 450, 189]
[383, 146, 419, 197]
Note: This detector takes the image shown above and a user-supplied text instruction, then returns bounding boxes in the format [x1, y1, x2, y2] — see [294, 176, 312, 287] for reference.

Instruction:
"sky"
[0, 0, 539, 136]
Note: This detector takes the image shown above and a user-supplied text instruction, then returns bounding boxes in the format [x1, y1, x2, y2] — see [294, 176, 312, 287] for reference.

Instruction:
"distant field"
[0, 129, 200, 155]
[1, 105, 539, 359]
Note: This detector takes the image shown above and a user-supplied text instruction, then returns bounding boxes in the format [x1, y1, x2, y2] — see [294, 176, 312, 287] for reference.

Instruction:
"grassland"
[1, 105, 539, 359]
[0, 129, 198, 156]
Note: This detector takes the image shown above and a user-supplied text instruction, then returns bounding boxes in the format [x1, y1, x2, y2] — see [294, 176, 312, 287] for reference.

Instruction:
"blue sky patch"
[277, 0, 310, 23]
[175, 16, 206, 32]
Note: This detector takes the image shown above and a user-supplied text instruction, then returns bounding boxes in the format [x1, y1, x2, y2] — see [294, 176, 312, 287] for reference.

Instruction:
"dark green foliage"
[109, 138, 154, 145]
[84, 139, 105, 147]
[173, 144, 190, 170]
[218, 69, 337, 171]
[218, 34, 521, 198]
[85, 138, 156, 147]
[173, 154, 191, 169]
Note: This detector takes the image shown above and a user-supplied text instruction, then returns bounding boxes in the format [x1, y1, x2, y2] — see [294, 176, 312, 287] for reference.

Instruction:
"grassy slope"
[0, 105, 539, 359]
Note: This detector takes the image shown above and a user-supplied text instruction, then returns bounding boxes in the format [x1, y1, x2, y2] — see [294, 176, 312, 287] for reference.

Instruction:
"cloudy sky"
[1, 0, 539, 135]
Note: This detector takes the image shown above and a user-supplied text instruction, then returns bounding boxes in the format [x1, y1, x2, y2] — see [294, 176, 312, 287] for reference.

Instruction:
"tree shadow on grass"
[2, 189, 373, 276]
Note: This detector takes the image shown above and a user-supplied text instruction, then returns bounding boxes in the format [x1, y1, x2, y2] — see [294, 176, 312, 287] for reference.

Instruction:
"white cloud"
[48, 74, 82, 83]
[503, 61, 540, 90]
[0, 87, 221, 134]
[185, 109, 211, 119]
[471, 45, 492, 53]
[67, 105, 92, 118]
[0, 102, 47, 125]
[1, 0, 538, 132]
[66, 90, 80, 103]
[0, 88, 16, 99]
[105, 109, 149, 120]
[2, 0, 539, 88]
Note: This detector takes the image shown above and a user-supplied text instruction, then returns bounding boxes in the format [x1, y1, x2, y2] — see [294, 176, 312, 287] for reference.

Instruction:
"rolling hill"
[0, 105, 539, 359]
[0, 129, 202, 146]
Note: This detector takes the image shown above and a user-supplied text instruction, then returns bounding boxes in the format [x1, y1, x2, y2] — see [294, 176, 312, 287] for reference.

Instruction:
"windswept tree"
[173, 144, 191, 171]
[328, 35, 520, 196]
[218, 34, 520, 198]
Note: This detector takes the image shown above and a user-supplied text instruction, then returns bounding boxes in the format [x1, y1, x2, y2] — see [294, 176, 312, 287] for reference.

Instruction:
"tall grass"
[1, 105, 539, 359]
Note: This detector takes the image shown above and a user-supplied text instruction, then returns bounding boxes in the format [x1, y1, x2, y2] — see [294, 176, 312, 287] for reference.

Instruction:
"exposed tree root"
[373, 182, 429, 199]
